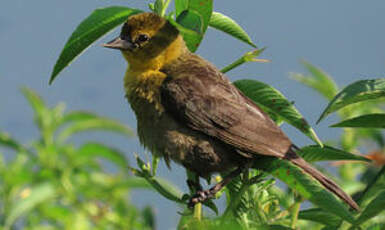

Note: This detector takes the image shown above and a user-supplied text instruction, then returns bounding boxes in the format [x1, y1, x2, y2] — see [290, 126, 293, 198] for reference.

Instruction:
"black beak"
[102, 37, 136, 50]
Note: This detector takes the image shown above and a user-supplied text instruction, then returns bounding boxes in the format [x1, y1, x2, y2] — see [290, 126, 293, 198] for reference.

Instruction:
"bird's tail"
[286, 145, 359, 211]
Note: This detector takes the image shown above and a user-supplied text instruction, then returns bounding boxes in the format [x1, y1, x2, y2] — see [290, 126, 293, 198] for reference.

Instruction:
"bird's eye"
[137, 34, 149, 43]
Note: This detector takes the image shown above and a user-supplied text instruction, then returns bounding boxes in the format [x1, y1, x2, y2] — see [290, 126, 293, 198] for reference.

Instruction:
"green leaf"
[78, 142, 128, 169]
[209, 12, 256, 47]
[144, 176, 184, 203]
[291, 61, 338, 100]
[49, 6, 142, 84]
[317, 79, 385, 123]
[331, 113, 385, 128]
[259, 225, 293, 230]
[142, 206, 156, 229]
[175, 0, 188, 17]
[187, 0, 212, 32]
[148, 3, 155, 12]
[366, 224, 385, 230]
[121, 177, 153, 189]
[0, 132, 25, 152]
[224, 174, 250, 219]
[60, 111, 100, 124]
[176, 10, 203, 52]
[21, 88, 48, 129]
[5, 183, 56, 229]
[57, 118, 134, 143]
[154, 0, 171, 17]
[177, 10, 203, 34]
[321, 226, 339, 230]
[154, 0, 164, 15]
[356, 190, 385, 224]
[358, 166, 385, 207]
[297, 145, 370, 163]
[254, 158, 355, 223]
[175, 0, 213, 52]
[234, 79, 323, 146]
[298, 208, 341, 226]
[40, 204, 71, 223]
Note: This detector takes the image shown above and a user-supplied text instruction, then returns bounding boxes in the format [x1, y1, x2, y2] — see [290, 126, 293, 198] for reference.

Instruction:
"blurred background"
[1, 1, 385, 229]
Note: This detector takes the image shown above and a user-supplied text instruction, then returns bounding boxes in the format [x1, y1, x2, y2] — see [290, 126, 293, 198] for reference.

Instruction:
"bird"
[102, 12, 359, 210]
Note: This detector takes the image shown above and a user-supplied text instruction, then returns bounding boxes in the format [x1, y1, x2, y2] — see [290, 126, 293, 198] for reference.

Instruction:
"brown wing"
[160, 54, 292, 158]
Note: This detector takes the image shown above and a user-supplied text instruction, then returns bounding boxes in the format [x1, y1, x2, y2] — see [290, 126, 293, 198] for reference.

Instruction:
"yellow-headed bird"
[103, 12, 358, 210]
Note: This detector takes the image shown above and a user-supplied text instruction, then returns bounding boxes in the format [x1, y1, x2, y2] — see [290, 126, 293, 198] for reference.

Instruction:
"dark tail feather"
[286, 146, 359, 211]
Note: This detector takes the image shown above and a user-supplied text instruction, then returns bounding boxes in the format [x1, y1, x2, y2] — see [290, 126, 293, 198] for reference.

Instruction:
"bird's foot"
[188, 189, 215, 208]
[188, 181, 224, 208]
[187, 167, 244, 208]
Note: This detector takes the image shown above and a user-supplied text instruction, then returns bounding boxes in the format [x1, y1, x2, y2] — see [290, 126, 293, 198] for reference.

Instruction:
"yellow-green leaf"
[317, 79, 385, 124]
[209, 12, 256, 48]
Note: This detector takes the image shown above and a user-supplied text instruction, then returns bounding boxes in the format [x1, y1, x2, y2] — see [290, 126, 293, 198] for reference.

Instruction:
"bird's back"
[161, 52, 293, 159]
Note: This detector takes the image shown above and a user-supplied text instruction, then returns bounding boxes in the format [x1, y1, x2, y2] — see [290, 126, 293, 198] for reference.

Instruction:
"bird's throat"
[123, 35, 188, 113]
[123, 35, 187, 72]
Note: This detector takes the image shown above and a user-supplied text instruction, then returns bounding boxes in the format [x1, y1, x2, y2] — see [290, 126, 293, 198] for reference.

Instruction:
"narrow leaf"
[60, 111, 100, 124]
[154, 0, 164, 15]
[356, 190, 385, 224]
[144, 176, 184, 203]
[258, 225, 293, 230]
[321, 227, 339, 230]
[142, 206, 156, 229]
[78, 142, 128, 169]
[49, 7, 142, 84]
[234, 79, 323, 146]
[358, 166, 385, 207]
[297, 145, 370, 163]
[209, 12, 256, 47]
[291, 61, 338, 100]
[21, 88, 48, 130]
[57, 118, 134, 143]
[367, 224, 385, 230]
[254, 158, 355, 223]
[317, 79, 385, 123]
[331, 113, 385, 128]
[298, 208, 341, 226]
[0, 132, 25, 152]
[21, 88, 46, 114]
[5, 183, 56, 229]
[121, 177, 153, 189]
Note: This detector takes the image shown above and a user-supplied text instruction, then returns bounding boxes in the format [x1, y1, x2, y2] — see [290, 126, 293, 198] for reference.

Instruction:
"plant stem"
[290, 196, 302, 229]
[151, 155, 160, 176]
[221, 55, 246, 74]
[193, 203, 202, 221]
[161, 0, 171, 17]
[220, 48, 268, 73]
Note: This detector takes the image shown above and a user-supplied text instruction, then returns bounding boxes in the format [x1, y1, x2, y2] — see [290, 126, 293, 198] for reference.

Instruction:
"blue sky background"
[1, 1, 385, 229]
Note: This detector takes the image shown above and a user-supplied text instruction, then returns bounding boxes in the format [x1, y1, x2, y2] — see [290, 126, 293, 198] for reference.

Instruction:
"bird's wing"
[160, 55, 292, 158]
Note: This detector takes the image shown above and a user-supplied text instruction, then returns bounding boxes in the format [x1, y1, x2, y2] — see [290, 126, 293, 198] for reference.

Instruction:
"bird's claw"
[187, 190, 214, 208]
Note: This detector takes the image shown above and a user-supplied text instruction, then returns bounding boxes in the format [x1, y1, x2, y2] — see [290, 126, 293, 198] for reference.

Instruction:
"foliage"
[0, 88, 182, 230]
[5, 0, 383, 229]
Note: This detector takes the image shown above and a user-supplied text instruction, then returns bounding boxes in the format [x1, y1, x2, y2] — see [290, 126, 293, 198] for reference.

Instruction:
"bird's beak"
[102, 37, 135, 51]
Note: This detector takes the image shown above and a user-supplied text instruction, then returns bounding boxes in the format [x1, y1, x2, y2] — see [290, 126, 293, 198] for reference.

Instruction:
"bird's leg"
[188, 167, 243, 208]
[186, 172, 202, 192]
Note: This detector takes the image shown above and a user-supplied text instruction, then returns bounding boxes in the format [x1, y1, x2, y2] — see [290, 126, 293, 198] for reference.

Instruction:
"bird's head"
[103, 12, 186, 69]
